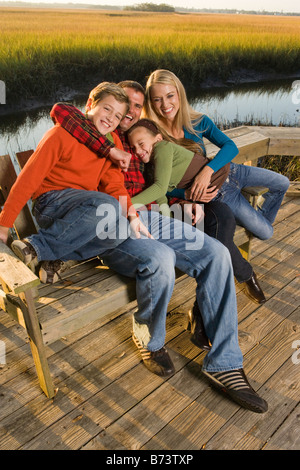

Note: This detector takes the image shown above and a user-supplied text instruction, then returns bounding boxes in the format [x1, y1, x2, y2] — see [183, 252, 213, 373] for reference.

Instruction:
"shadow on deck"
[0, 194, 299, 451]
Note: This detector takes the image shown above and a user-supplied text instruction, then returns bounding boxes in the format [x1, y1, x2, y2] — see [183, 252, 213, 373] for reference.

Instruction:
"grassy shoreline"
[1, 8, 300, 103]
[1, 8, 299, 180]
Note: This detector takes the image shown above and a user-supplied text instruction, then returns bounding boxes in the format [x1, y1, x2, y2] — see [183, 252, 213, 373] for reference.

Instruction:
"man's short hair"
[118, 80, 145, 96]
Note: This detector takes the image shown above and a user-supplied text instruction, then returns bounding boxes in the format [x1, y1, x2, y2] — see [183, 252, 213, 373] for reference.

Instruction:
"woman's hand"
[185, 185, 219, 203]
[0, 226, 9, 244]
[189, 166, 214, 201]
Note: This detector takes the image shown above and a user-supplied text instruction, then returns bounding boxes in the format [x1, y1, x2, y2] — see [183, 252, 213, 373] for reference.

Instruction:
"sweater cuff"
[0, 211, 14, 228]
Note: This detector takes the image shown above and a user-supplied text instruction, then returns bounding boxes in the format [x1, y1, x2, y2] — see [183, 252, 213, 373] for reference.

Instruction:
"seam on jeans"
[207, 207, 219, 240]
[174, 250, 217, 335]
[202, 364, 244, 373]
[108, 244, 174, 275]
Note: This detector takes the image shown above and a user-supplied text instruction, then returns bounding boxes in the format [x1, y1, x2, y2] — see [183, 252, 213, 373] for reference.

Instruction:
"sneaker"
[202, 368, 268, 413]
[39, 259, 78, 284]
[11, 239, 38, 270]
[132, 333, 175, 378]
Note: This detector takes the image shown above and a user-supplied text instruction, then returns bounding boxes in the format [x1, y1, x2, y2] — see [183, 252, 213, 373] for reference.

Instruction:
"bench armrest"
[0, 241, 40, 294]
[242, 186, 269, 197]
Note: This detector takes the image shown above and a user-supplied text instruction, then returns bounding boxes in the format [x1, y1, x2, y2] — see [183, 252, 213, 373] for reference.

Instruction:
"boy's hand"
[0, 226, 9, 244]
[109, 147, 132, 172]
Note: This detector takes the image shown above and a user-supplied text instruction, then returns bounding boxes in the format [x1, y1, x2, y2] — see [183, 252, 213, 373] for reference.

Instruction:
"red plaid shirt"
[50, 102, 146, 198]
[115, 129, 147, 198]
[50, 103, 114, 158]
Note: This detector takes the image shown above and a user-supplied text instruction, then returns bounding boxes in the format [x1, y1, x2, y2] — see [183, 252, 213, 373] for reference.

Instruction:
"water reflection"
[0, 79, 299, 158]
[188, 79, 300, 128]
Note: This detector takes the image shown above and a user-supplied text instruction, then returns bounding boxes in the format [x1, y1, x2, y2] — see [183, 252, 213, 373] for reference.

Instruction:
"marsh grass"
[260, 155, 300, 181]
[1, 8, 300, 101]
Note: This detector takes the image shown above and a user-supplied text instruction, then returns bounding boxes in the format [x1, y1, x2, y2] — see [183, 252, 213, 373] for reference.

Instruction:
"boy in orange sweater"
[0, 82, 178, 374]
[0, 82, 151, 264]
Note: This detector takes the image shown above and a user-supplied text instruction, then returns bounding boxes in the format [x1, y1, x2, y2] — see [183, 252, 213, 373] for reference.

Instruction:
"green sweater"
[131, 140, 194, 216]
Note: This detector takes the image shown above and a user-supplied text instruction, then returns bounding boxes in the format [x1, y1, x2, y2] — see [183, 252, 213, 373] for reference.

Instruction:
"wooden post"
[19, 289, 56, 398]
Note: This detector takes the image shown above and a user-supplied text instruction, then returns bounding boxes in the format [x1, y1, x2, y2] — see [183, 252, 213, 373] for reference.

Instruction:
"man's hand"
[128, 215, 154, 239]
[177, 201, 204, 226]
[0, 226, 9, 244]
[109, 147, 132, 172]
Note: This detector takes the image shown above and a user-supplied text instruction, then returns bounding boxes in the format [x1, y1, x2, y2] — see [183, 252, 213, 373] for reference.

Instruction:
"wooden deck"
[0, 193, 299, 451]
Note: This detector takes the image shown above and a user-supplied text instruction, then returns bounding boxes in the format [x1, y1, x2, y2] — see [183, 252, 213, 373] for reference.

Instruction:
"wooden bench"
[1, 124, 298, 398]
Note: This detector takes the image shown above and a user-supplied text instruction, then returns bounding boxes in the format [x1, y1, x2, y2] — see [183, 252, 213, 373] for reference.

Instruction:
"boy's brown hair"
[86, 82, 130, 115]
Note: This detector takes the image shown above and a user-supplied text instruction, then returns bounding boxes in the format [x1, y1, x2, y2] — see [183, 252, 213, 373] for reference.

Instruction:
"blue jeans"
[30, 189, 243, 371]
[103, 210, 244, 372]
[219, 163, 290, 240]
[32, 188, 176, 353]
[31, 188, 129, 261]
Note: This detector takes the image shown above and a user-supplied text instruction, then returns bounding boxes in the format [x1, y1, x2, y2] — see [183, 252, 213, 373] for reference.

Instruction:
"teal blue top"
[184, 115, 238, 172]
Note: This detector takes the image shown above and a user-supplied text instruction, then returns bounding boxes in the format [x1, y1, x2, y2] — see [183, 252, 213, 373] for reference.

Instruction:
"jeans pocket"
[225, 163, 240, 188]
[33, 192, 59, 229]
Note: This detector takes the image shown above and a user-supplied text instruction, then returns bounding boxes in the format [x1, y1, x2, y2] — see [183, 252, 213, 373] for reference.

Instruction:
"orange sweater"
[0, 125, 133, 228]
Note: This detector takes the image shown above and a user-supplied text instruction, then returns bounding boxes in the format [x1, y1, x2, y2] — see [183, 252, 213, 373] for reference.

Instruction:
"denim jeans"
[204, 200, 253, 283]
[103, 210, 244, 372]
[219, 163, 290, 240]
[30, 189, 243, 371]
[31, 188, 129, 261]
[31, 188, 176, 353]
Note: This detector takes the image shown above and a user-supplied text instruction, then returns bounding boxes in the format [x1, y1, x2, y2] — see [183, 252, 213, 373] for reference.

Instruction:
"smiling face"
[119, 87, 145, 132]
[149, 83, 180, 124]
[128, 126, 162, 163]
[87, 94, 127, 135]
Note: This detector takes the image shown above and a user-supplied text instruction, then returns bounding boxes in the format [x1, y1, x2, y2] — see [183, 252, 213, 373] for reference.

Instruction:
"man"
[42, 82, 268, 413]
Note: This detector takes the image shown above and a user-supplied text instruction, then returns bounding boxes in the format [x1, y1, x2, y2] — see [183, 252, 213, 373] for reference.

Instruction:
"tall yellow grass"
[1, 8, 300, 100]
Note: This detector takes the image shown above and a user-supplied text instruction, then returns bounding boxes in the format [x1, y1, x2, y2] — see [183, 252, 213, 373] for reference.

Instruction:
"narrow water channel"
[0, 78, 299, 160]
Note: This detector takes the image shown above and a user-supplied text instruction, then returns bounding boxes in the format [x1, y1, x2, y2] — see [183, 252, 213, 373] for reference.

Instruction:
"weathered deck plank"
[0, 196, 299, 450]
[80, 266, 300, 451]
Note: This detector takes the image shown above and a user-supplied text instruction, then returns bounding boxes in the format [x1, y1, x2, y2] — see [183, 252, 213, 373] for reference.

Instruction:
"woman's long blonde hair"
[143, 69, 203, 139]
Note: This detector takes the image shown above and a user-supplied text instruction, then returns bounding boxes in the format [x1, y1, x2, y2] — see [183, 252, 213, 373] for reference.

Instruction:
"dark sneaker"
[11, 239, 38, 270]
[202, 368, 268, 413]
[39, 259, 78, 284]
[132, 333, 175, 377]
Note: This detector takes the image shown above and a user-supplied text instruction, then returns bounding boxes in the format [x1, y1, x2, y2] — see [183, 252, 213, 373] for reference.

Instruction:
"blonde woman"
[144, 69, 289, 241]
[143, 70, 265, 303]
[143, 69, 289, 303]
